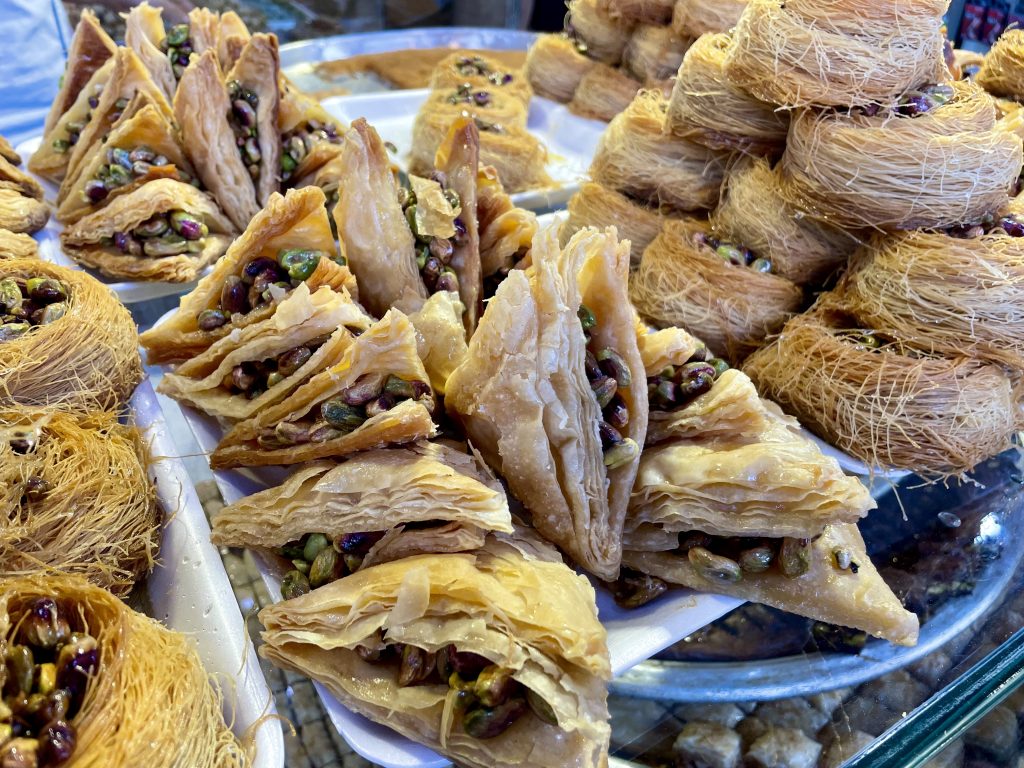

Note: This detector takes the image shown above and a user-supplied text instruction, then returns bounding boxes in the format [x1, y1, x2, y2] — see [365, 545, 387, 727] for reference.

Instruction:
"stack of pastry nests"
[563, 0, 1024, 480]
[524, 0, 750, 122]
[28, 3, 347, 284]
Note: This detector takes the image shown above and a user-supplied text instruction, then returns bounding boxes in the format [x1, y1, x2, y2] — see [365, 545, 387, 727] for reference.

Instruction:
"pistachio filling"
[351, 639, 558, 739]
[454, 56, 516, 89]
[578, 304, 638, 469]
[107, 209, 208, 259]
[52, 84, 105, 153]
[0, 597, 101, 767]
[83, 145, 194, 204]
[159, 23, 193, 80]
[446, 83, 492, 108]
[0, 278, 69, 341]
[562, 13, 590, 56]
[221, 335, 331, 401]
[398, 174, 463, 296]
[851, 83, 955, 118]
[647, 343, 730, 412]
[693, 232, 773, 274]
[280, 119, 342, 182]
[255, 373, 432, 449]
[947, 211, 1024, 239]
[834, 329, 892, 353]
[470, 116, 506, 134]
[195, 249, 347, 332]
[227, 80, 262, 182]
[278, 531, 387, 598]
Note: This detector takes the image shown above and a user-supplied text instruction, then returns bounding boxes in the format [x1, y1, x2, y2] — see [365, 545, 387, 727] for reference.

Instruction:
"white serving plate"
[14, 137, 209, 304]
[321, 89, 605, 212]
[132, 378, 284, 767]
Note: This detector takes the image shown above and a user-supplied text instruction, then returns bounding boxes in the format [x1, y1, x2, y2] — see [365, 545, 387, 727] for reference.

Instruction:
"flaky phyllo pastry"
[446, 225, 647, 581]
[211, 309, 436, 469]
[56, 104, 196, 224]
[174, 48, 264, 230]
[42, 10, 117, 137]
[140, 185, 356, 364]
[278, 76, 345, 184]
[158, 282, 372, 420]
[259, 531, 611, 768]
[211, 442, 513, 567]
[61, 178, 234, 282]
[620, 323, 917, 645]
[476, 164, 538, 291]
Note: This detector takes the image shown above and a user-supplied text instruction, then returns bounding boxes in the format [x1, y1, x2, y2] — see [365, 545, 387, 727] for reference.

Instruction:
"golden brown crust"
[123, 1, 177, 102]
[476, 166, 538, 279]
[565, 182, 666, 264]
[0, 157, 43, 201]
[430, 52, 533, 105]
[624, 524, 919, 646]
[570, 0, 633, 65]
[227, 34, 282, 206]
[568, 63, 642, 122]
[259, 535, 610, 768]
[211, 310, 437, 468]
[0, 136, 19, 166]
[175, 50, 260, 230]
[445, 225, 646, 581]
[56, 104, 194, 224]
[0, 230, 39, 259]
[0, 189, 49, 235]
[139, 186, 355, 364]
[43, 10, 118, 135]
[672, 0, 749, 37]
[524, 34, 597, 103]
[623, 24, 691, 84]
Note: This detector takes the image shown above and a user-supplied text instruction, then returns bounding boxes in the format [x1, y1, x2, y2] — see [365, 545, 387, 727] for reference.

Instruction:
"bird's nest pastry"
[630, 217, 803, 362]
[564, 182, 670, 263]
[742, 308, 1023, 477]
[780, 81, 1023, 231]
[567, 0, 633, 65]
[524, 34, 596, 103]
[568, 63, 642, 122]
[590, 90, 730, 212]
[0, 574, 249, 767]
[671, 0, 749, 37]
[61, 178, 235, 282]
[666, 32, 789, 155]
[0, 409, 158, 595]
[977, 28, 1024, 101]
[0, 259, 142, 410]
[724, 0, 949, 108]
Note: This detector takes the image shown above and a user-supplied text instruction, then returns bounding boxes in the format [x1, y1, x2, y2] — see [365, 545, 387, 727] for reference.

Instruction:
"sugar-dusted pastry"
[140, 186, 356, 364]
[332, 119, 424, 317]
[568, 63, 641, 122]
[63, 48, 175, 190]
[124, 2, 177, 100]
[0, 189, 49, 235]
[524, 34, 597, 103]
[446, 225, 647, 580]
[211, 442, 513, 580]
[622, 524, 918, 646]
[61, 178, 234, 282]
[477, 165, 537, 288]
[278, 76, 345, 184]
[175, 50, 259, 230]
[57, 104, 195, 224]
[158, 282, 372, 420]
[226, 34, 282, 206]
[211, 309, 436, 468]
[0, 230, 39, 259]
[42, 9, 117, 136]
[430, 52, 533, 106]
[30, 57, 115, 181]
[259, 530, 611, 768]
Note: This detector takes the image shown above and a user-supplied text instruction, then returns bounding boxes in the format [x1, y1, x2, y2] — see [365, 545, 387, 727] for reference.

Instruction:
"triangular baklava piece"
[139, 185, 356, 364]
[225, 34, 281, 206]
[477, 165, 537, 291]
[158, 282, 372, 420]
[123, 1, 177, 101]
[211, 442, 513, 570]
[259, 530, 611, 768]
[42, 9, 117, 136]
[445, 225, 647, 581]
[211, 309, 436, 468]
[56, 104, 194, 224]
[278, 76, 345, 184]
[60, 178, 234, 282]
[174, 49, 259, 230]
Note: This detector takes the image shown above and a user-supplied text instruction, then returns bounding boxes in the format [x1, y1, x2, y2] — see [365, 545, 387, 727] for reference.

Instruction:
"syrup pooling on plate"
[0, 278, 69, 341]
[196, 249, 347, 331]
[0, 597, 100, 767]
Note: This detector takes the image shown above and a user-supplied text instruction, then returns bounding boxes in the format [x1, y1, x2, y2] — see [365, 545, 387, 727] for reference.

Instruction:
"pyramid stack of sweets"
[524, 0, 749, 121]
[562, 0, 1024, 477]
